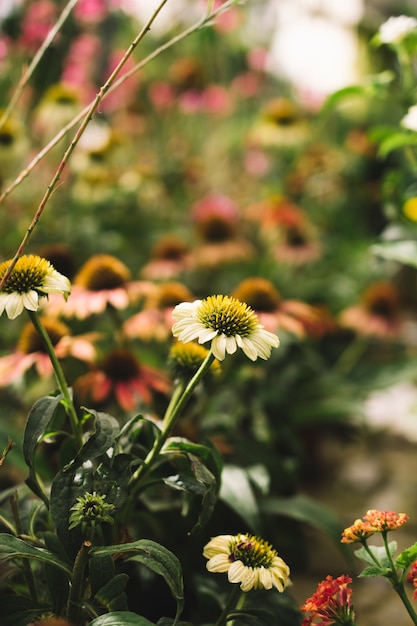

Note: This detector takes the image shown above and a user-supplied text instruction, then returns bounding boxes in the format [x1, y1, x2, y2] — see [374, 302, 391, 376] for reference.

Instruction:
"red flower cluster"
[407, 560, 417, 600]
[300, 575, 355, 626]
[341, 509, 409, 544]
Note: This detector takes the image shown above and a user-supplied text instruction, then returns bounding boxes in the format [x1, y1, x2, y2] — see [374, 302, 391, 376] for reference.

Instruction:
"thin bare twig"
[0, 0, 240, 291]
[0, 0, 79, 132]
[0, 0, 238, 207]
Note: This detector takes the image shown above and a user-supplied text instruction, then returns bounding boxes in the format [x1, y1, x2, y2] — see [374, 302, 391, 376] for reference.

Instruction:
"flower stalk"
[128, 349, 215, 490]
[214, 584, 242, 626]
[27, 310, 83, 449]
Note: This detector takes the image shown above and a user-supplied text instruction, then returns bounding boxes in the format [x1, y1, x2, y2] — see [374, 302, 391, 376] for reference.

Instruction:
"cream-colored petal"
[203, 535, 234, 558]
[258, 567, 273, 590]
[211, 334, 227, 360]
[6, 293, 25, 319]
[22, 290, 40, 312]
[206, 554, 231, 573]
[228, 560, 246, 584]
[43, 271, 71, 296]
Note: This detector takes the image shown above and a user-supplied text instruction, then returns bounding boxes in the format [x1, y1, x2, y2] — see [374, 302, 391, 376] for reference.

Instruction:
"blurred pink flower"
[148, 81, 176, 111]
[140, 235, 191, 280]
[338, 281, 404, 339]
[45, 255, 153, 319]
[124, 281, 194, 342]
[61, 33, 102, 102]
[232, 277, 328, 339]
[19, 1, 57, 52]
[0, 318, 98, 386]
[74, 0, 108, 24]
[75, 348, 171, 411]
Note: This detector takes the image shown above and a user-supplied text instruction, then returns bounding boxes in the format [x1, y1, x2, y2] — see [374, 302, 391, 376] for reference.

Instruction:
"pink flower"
[75, 348, 171, 412]
[19, 1, 57, 52]
[45, 255, 153, 319]
[338, 282, 404, 339]
[74, 0, 108, 24]
[0, 318, 98, 386]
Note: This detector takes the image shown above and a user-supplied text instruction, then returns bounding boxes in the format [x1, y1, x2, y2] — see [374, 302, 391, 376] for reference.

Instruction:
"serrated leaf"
[89, 612, 156, 626]
[220, 464, 261, 533]
[371, 241, 417, 268]
[358, 564, 391, 578]
[91, 539, 184, 621]
[0, 533, 72, 576]
[396, 542, 417, 570]
[354, 542, 397, 568]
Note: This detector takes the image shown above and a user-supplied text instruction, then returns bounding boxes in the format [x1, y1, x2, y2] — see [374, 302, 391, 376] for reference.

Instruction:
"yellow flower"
[172, 295, 279, 361]
[403, 196, 417, 221]
[203, 533, 290, 593]
[0, 255, 71, 319]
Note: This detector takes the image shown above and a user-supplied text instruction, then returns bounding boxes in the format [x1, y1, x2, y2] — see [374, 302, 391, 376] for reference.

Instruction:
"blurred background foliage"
[2, 0, 417, 622]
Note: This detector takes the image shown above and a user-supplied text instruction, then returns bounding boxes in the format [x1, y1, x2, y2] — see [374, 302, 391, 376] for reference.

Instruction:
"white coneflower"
[401, 105, 417, 132]
[171, 295, 279, 361]
[203, 533, 290, 593]
[378, 15, 417, 44]
[0, 255, 71, 319]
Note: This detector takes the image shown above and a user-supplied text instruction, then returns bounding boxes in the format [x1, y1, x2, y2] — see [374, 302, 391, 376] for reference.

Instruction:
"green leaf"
[89, 612, 156, 626]
[354, 542, 397, 568]
[1, 595, 51, 626]
[219, 464, 262, 533]
[42, 531, 71, 613]
[227, 609, 274, 625]
[50, 410, 120, 560]
[162, 438, 223, 484]
[396, 542, 417, 570]
[371, 241, 417, 268]
[0, 533, 72, 576]
[50, 460, 93, 561]
[94, 453, 134, 508]
[260, 494, 347, 549]
[321, 85, 368, 113]
[23, 394, 65, 504]
[91, 539, 184, 621]
[94, 572, 129, 611]
[74, 409, 120, 466]
[358, 564, 391, 578]
[377, 131, 417, 158]
[89, 553, 116, 598]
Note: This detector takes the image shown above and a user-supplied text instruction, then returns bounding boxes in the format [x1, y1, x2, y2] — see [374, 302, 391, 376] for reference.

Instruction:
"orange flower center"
[18, 317, 70, 354]
[232, 278, 281, 312]
[101, 348, 139, 381]
[75, 255, 131, 291]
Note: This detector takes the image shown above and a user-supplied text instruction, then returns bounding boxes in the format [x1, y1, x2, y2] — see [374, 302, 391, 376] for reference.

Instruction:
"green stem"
[334, 336, 368, 375]
[67, 540, 91, 625]
[382, 532, 417, 625]
[128, 350, 215, 490]
[214, 584, 242, 626]
[27, 310, 83, 449]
